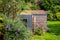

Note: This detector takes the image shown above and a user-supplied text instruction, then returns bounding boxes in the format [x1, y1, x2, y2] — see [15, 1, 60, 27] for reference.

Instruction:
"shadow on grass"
[48, 23, 60, 35]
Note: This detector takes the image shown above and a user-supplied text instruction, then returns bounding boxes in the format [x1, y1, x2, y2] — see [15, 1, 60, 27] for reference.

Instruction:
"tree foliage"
[0, 0, 60, 21]
[0, 0, 40, 17]
[40, 0, 60, 13]
[0, 0, 21, 19]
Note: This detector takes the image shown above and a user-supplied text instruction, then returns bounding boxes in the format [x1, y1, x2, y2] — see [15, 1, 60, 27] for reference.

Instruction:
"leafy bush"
[0, 15, 30, 40]
[34, 28, 43, 35]
[47, 11, 54, 21]
[56, 12, 60, 20]
[47, 11, 60, 21]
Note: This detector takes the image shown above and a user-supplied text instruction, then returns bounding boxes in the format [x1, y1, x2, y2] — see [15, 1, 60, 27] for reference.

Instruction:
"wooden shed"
[20, 10, 47, 32]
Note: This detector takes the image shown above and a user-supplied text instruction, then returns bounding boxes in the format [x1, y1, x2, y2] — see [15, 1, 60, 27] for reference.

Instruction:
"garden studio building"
[20, 10, 47, 32]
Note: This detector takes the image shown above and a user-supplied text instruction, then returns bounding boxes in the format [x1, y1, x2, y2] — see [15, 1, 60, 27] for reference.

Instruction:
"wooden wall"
[32, 14, 47, 32]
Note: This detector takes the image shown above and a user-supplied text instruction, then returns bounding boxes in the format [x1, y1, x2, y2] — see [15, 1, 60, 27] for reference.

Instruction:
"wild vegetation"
[0, 0, 60, 20]
[0, 0, 60, 40]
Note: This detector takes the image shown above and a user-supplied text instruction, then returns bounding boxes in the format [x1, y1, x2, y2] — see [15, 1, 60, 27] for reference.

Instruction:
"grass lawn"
[48, 21, 60, 35]
[30, 21, 60, 40]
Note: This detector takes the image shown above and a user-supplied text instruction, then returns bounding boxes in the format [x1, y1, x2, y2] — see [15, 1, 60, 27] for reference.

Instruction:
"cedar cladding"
[32, 14, 47, 31]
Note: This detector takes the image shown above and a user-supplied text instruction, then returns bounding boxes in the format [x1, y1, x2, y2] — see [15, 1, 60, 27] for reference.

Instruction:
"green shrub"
[56, 12, 60, 20]
[34, 28, 43, 35]
[3, 16, 30, 40]
[47, 11, 54, 21]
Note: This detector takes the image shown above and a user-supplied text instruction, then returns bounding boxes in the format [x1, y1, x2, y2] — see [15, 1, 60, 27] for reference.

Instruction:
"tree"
[0, 0, 21, 19]
[38, 0, 60, 20]
[39, 0, 60, 13]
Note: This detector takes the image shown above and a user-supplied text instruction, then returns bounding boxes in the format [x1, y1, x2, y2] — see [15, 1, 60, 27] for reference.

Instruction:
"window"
[23, 19, 27, 26]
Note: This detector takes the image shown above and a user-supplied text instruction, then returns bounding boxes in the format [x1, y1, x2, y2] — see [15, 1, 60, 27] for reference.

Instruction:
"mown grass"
[30, 21, 60, 40]
[48, 21, 60, 35]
